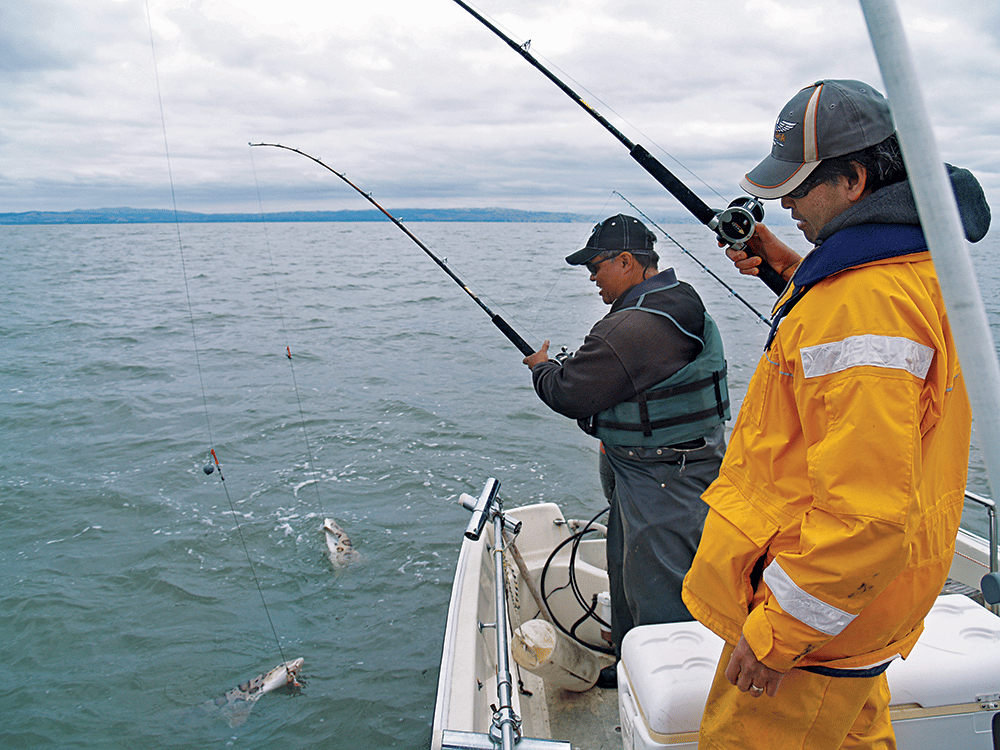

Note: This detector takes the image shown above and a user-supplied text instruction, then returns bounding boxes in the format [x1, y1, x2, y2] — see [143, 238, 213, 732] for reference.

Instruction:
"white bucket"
[511, 619, 600, 692]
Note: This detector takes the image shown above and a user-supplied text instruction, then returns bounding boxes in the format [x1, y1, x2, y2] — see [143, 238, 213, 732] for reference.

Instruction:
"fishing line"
[613, 192, 771, 325]
[249, 142, 537, 357]
[246, 145, 330, 524]
[451, 0, 787, 296]
[450, 3, 728, 206]
[144, 0, 288, 669]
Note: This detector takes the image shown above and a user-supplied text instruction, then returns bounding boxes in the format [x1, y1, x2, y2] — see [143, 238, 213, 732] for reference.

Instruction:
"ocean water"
[2, 220, 997, 749]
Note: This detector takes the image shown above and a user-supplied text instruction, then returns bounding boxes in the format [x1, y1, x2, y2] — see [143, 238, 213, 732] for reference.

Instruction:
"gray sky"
[2, 0, 997, 221]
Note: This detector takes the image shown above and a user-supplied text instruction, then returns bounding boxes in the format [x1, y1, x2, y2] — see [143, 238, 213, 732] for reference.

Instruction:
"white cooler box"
[886, 595, 1000, 748]
[618, 595, 1000, 750]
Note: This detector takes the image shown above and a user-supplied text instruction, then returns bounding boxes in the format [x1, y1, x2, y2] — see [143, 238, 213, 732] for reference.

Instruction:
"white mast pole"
[858, 0, 1000, 571]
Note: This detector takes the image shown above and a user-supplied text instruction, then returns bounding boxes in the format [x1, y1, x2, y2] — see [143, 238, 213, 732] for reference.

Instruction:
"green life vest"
[580, 310, 730, 448]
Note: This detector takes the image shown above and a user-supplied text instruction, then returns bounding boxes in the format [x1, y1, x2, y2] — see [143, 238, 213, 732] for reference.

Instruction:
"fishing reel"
[555, 346, 573, 363]
[712, 196, 787, 295]
[711, 196, 765, 248]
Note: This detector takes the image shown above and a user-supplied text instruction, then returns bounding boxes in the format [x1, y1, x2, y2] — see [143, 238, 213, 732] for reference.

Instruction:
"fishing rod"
[249, 142, 536, 357]
[613, 191, 770, 325]
[450, 0, 787, 296]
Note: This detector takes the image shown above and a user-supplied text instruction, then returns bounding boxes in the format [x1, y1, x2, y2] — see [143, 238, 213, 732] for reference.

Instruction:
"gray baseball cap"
[741, 80, 895, 199]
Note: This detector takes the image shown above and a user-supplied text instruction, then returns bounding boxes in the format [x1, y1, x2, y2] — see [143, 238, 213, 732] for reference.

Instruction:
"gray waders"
[601, 424, 725, 650]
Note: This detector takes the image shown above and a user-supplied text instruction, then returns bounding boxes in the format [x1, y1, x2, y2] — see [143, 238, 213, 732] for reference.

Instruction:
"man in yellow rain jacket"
[681, 79, 991, 747]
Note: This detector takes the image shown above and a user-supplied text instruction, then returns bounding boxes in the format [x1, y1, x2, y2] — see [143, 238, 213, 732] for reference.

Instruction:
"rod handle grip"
[492, 315, 536, 357]
[630, 144, 788, 296]
[629, 144, 717, 225]
[752, 259, 788, 296]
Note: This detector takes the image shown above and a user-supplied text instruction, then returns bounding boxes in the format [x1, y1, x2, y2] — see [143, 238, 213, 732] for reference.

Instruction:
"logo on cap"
[774, 120, 798, 147]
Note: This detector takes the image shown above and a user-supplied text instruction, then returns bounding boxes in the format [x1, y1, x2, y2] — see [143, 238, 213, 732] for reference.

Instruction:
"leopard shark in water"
[202, 657, 304, 727]
[323, 518, 361, 570]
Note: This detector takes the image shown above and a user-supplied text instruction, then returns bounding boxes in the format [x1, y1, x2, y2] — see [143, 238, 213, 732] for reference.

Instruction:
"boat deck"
[526, 582, 988, 750]
[544, 682, 622, 750]
[432, 496, 1000, 750]
[510, 646, 621, 750]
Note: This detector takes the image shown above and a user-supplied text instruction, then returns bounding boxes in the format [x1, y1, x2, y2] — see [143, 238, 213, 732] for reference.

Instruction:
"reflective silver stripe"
[799, 334, 933, 380]
[763, 562, 857, 636]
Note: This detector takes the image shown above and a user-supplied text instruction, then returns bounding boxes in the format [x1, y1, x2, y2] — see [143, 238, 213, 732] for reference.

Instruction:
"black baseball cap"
[565, 214, 656, 265]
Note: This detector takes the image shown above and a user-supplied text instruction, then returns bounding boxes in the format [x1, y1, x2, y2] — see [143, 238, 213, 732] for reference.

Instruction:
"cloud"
[0, 0, 997, 221]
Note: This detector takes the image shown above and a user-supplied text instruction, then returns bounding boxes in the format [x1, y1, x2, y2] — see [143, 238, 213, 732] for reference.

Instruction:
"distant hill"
[0, 207, 589, 225]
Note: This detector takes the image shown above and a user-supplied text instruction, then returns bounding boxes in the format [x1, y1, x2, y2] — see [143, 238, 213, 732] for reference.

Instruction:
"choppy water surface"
[2, 221, 997, 749]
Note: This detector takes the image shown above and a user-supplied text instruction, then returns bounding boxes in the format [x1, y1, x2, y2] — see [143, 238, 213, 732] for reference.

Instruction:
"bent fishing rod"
[249, 142, 536, 357]
[450, 0, 786, 296]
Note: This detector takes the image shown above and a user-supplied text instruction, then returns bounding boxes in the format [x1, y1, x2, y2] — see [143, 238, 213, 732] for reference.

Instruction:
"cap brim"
[565, 246, 603, 265]
[740, 155, 821, 199]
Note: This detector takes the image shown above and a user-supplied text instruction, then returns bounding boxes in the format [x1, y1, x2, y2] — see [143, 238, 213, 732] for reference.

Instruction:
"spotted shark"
[323, 518, 362, 570]
[203, 657, 304, 727]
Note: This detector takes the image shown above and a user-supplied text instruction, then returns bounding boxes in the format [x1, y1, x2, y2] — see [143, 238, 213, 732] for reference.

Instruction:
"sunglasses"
[786, 174, 828, 200]
[585, 253, 622, 275]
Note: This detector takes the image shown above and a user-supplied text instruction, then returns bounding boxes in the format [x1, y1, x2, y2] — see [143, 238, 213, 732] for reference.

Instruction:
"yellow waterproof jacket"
[682, 242, 971, 674]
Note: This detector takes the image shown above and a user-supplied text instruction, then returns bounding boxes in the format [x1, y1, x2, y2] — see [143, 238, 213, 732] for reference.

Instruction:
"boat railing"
[965, 490, 999, 574]
[441, 478, 571, 750]
[965, 490, 1000, 615]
